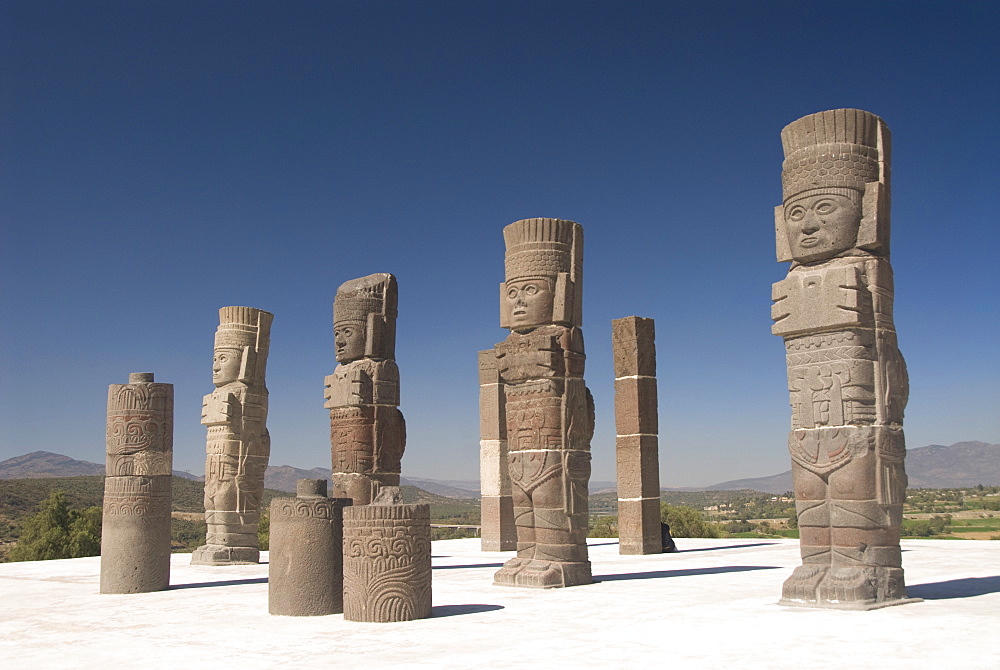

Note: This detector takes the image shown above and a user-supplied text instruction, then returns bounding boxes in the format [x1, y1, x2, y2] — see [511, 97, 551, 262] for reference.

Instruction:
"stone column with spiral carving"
[342, 488, 431, 622]
[101, 372, 173, 594]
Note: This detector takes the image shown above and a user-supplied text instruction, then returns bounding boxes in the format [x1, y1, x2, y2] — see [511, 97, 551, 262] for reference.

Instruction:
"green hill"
[0, 477, 484, 558]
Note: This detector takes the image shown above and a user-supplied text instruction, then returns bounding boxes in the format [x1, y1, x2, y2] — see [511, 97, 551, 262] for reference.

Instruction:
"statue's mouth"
[800, 237, 819, 248]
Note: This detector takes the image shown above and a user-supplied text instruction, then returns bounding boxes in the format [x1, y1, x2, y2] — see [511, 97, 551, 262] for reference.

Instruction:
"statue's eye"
[816, 200, 836, 214]
[507, 288, 518, 299]
[525, 284, 538, 295]
[787, 206, 805, 221]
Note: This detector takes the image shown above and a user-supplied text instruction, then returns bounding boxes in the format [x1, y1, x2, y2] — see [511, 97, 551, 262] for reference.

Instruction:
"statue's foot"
[818, 566, 910, 609]
[492, 557, 529, 586]
[511, 560, 592, 589]
[190, 544, 260, 566]
[817, 566, 877, 606]
[779, 564, 828, 605]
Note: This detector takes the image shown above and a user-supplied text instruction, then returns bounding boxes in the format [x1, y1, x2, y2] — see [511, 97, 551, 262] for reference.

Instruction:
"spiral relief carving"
[342, 502, 431, 622]
[101, 373, 173, 595]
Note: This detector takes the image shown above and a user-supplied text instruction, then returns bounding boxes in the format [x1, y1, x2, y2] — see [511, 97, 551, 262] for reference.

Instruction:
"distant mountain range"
[701, 441, 1000, 494]
[2, 441, 997, 496]
[0, 451, 201, 481]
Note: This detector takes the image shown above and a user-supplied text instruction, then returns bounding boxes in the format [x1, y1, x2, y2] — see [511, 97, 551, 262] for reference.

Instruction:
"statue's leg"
[819, 440, 907, 606]
[493, 451, 534, 585]
[781, 462, 830, 604]
[515, 451, 592, 588]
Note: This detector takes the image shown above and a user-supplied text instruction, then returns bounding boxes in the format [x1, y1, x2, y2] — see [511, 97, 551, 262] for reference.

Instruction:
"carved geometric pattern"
[342, 504, 432, 622]
[102, 374, 173, 594]
[774, 110, 915, 609]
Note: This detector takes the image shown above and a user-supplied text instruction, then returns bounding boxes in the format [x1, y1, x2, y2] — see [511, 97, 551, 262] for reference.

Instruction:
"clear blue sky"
[2, 1, 997, 486]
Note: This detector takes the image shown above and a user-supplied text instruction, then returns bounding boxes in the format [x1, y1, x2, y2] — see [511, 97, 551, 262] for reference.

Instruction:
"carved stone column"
[101, 372, 173, 593]
[342, 489, 431, 622]
[491, 218, 594, 589]
[613, 316, 662, 555]
[324, 274, 405, 506]
[772, 109, 918, 610]
[268, 479, 351, 616]
[479, 349, 516, 551]
[192, 306, 273, 565]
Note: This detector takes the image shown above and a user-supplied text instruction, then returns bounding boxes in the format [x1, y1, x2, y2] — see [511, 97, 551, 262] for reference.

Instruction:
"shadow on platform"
[431, 604, 504, 618]
[168, 577, 269, 590]
[679, 542, 780, 553]
[907, 575, 1000, 600]
[433, 563, 506, 570]
[596, 565, 779, 582]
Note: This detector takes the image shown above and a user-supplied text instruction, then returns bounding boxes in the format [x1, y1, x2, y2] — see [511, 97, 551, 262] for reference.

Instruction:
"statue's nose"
[801, 212, 820, 234]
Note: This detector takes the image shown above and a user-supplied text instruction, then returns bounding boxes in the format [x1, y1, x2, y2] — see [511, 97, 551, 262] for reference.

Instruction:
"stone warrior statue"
[492, 218, 594, 589]
[772, 109, 917, 609]
[192, 306, 273, 565]
[324, 273, 405, 506]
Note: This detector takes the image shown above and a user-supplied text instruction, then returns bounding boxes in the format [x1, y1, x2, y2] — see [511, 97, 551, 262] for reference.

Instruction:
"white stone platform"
[1, 538, 997, 668]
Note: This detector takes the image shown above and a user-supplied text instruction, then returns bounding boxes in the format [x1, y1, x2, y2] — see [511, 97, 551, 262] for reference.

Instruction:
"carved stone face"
[784, 193, 861, 262]
[213, 348, 242, 386]
[505, 277, 554, 330]
[334, 321, 366, 363]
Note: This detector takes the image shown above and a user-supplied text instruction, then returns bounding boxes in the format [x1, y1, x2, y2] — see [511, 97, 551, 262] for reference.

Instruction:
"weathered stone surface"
[268, 479, 351, 616]
[480, 495, 516, 552]
[479, 349, 515, 551]
[324, 274, 405, 506]
[101, 373, 173, 594]
[613, 316, 661, 556]
[342, 495, 431, 622]
[491, 218, 593, 588]
[613, 376, 658, 436]
[773, 109, 917, 610]
[615, 438, 661, 499]
[617, 498, 662, 555]
[192, 306, 272, 566]
[612, 316, 656, 378]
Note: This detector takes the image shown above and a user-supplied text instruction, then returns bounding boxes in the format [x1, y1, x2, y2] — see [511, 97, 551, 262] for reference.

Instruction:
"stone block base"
[493, 558, 592, 589]
[190, 544, 260, 566]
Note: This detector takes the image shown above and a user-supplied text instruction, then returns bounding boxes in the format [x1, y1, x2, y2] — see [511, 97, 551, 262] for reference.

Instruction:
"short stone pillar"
[479, 350, 515, 551]
[268, 479, 351, 616]
[101, 372, 174, 594]
[342, 489, 431, 622]
[613, 317, 662, 555]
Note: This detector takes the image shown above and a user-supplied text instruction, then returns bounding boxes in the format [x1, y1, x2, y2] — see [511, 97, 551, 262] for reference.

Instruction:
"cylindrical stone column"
[268, 479, 351, 616]
[101, 372, 174, 594]
[343, 501, 432, 622]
